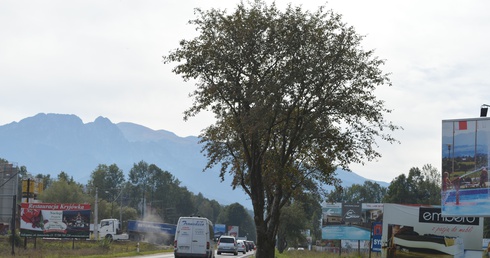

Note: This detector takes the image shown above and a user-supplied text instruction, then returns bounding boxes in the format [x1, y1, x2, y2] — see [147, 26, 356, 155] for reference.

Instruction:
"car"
[287, 247, 295, 251]
[246, 241, 255, 251]
[297, 247, 305, 251]
[236, 240, 247, 254]
[217, 236, 238, 255]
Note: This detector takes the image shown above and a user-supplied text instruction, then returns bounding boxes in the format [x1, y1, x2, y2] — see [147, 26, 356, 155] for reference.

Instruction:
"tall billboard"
[441, 118, 490, 216]
[20, 203, 91, 238]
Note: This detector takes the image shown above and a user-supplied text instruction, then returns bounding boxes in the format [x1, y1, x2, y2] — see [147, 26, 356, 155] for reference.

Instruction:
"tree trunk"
[253, 200, 282, 258]
[255, 223, 276, 258]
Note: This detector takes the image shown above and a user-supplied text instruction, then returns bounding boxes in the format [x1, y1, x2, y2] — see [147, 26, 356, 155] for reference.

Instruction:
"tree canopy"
[216, 203, 256, 242]
[383, 164, 441, 204]
[164, 1, 399, 257]
[328, 181, 387, 204]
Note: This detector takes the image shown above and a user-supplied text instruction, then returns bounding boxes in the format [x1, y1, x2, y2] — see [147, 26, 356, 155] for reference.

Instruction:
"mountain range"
[0, 113, 389, 208]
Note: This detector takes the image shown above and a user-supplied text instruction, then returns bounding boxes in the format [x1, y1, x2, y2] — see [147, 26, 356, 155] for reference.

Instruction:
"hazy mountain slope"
[0, 113, 389, 208]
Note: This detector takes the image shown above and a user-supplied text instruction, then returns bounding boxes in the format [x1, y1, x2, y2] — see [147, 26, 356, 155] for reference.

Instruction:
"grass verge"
[0, 236, 173, 258]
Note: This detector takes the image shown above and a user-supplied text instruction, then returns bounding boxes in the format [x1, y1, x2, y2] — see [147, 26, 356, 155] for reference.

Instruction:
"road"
[123, 250, 255, 258]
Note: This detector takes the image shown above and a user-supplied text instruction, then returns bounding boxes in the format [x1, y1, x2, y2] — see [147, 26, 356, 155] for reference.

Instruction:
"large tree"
[87, 164, 125, 201]
[164, 1, 398, 257]
[39, 172, 91, 204]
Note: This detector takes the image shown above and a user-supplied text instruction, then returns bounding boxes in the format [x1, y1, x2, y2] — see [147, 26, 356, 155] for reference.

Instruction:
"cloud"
[1, 0, 490, 183]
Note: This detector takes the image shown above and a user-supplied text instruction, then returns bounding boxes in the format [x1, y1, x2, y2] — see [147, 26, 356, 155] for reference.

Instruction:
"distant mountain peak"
[0, 113, 389, 208]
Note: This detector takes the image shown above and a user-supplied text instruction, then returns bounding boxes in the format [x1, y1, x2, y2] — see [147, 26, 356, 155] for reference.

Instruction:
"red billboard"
[20, 203, 91, 238]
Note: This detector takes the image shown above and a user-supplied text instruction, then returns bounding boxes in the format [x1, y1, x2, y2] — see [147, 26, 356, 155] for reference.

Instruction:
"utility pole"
[94, 187, 98, 240]
[11, 194, 16, 255]
[119, 189, 123, 224]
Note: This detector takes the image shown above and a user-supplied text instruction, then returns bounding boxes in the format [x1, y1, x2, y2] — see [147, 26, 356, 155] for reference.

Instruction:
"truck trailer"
[127, 219, 176, 245]
[98, 218, 176, 245]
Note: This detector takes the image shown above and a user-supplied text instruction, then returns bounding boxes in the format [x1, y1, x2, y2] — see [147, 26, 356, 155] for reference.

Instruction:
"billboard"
[321, 202, 376, 241]
[362, 203, 384, 252]
[214, 224, 226, 238]
[228, 225, 239, 237]
[322, 202, 342, 226]
[20, 203, 91, 238]
[381, 204, 482, 257]
[441, 118, 490, 216]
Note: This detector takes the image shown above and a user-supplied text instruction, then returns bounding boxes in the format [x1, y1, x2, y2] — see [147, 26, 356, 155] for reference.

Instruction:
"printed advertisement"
[20, 203, 91, 238]
[227, 225, 239, 237]
[321, 202, 377, 241]
[342, 203, 361, 223]
[441, 118, 490, 216]
[214, 224, 226, 239]
[381, 204, 482, 257]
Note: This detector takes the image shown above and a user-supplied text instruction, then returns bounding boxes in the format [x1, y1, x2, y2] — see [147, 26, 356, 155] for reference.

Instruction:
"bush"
[7, 232, 22, 247]
[98, 237, 113, 249]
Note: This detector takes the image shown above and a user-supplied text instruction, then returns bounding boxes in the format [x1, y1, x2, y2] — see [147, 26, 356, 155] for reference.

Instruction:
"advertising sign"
[321, 202, 375, 241]
[342, 203, 361, 223]
[322, 202, 342, 226]
[214, 224, 226, 238]
[362, 203, 383, 252]
[371, 222, 382, 252]
[441, 118, 490, 216]
[228, 225, 239, 237]
[381, 204, 483, 257]
[20, 203, 91, 238]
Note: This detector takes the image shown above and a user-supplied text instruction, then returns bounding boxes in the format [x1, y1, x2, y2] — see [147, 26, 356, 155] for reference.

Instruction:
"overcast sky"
[1, 0, 489, 183]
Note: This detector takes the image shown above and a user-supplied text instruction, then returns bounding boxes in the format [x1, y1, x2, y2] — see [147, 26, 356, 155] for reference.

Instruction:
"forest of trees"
[1, 158, 257, 241]
[5, 156, 487, 247]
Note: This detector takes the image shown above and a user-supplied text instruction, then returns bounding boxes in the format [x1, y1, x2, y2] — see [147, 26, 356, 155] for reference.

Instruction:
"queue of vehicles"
[173, 216, 255, 258]
[97, 216, 255, 258]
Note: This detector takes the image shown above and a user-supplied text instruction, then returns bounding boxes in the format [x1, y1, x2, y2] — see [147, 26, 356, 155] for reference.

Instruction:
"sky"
[1, 0, 490, 184]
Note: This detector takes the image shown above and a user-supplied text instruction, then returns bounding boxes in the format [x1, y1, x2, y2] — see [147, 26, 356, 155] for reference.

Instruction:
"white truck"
[174, 216, 215, 258]
[98, 218, 129, 241]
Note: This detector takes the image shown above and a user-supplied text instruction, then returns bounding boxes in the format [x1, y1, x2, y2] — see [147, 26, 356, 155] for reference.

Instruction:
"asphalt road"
[124, 250, 255, 258]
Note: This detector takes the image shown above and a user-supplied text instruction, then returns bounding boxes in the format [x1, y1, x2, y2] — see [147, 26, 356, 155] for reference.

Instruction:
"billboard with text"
[20, 203, 91, 238]
[382, 204, 482, 257]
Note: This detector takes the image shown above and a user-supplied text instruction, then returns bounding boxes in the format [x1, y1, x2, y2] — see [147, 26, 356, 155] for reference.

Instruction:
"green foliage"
[38, 177, 92, 204]
[383, 164, 441, 204]
[164, 1, 399, 257]
[217, 203, 256, 242]
[328, 181, 387, 203]
[277, 193, 322, 253]
[7, 231, 22, 247]
[35, 173, 52, 190]
[111, 161, 222, 224]
[98, 236, 113, 249]
[277, 204, 308, 253]
[87, 164, 126, 201]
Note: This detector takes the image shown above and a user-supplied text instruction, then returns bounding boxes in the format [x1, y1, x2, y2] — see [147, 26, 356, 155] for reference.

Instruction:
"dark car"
[246, 241, 255, 251]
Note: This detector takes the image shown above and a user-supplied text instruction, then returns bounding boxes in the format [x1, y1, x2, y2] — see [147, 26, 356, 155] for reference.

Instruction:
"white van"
[174, 216, 215, 258]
